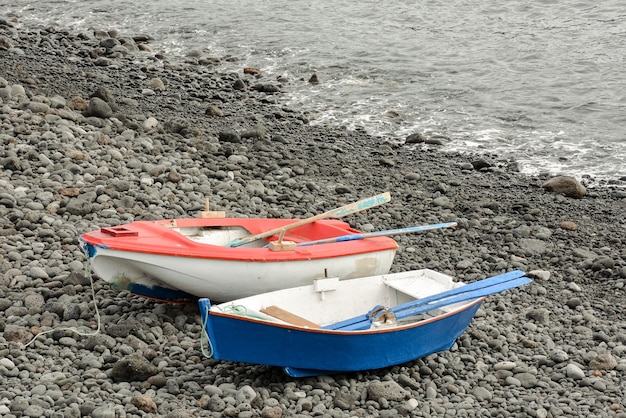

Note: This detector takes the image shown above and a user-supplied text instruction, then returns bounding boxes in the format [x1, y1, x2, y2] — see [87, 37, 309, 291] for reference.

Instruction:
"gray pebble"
[367, 380, 407, 402]
[550, 349, 570, 363]
[29, 266, 49, 279]
[0, 22, 624, 418]
[472, 386, 492, 401]
[23, 405, 45, 418]
[514, 372, 538, 388]
[565, 364, 586, 380]
[91, 405, 116, 418]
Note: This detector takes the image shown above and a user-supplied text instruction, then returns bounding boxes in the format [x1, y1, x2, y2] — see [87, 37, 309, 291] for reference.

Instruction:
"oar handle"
[226, 192, 391, 247]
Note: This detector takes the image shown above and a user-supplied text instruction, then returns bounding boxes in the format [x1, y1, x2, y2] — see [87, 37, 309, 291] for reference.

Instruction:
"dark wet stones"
[252, 83, 280, 93]
[471, 158, 493, 170]
[232, 78, 247, 90]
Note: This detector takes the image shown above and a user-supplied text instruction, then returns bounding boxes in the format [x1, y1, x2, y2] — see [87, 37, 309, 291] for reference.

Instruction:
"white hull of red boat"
[88, 246, 397, 302]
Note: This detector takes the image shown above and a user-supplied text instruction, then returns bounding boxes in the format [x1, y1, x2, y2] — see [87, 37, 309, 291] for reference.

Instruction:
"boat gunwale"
[206, 296, 486, 335]
[80, 218, 399, 261]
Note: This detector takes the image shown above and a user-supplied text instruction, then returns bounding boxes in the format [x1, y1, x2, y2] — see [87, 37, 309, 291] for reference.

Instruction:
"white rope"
[23, 259, 101, 348]
[199, 304, 214, 359]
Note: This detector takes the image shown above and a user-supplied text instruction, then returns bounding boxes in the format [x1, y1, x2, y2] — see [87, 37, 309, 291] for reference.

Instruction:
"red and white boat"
[79, 216, 399, 302]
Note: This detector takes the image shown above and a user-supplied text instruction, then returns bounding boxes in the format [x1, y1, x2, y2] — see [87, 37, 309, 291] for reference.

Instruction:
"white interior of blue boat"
[213, 269, 471, 329]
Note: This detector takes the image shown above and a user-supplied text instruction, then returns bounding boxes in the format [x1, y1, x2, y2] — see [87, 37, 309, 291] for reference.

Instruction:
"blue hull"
[198, 299, 482, 376]
[126, 282, 197, 303]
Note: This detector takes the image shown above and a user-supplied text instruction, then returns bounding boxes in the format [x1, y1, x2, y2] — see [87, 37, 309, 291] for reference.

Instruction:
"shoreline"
[3, 16, 626, 188]
[1, 20, 626, 418]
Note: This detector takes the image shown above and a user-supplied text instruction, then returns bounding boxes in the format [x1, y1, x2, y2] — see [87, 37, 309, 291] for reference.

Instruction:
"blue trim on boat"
[79, 239, 109, 258]
[126, 282, 198, 303]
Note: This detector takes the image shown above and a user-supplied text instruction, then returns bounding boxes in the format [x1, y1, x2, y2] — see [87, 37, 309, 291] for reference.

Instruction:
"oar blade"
[395, 276, 532, 320]
[339, 276, 532, 331]
[324, 270, 528, 331]
[326, 192, 391, 218]
[391, 269, 526, 315]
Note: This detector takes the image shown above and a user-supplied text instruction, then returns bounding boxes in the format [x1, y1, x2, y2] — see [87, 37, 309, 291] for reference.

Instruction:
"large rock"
[87, 97, 113, 118]
[589, 353, 617, 370]
[542, 176, 586, 198]
[111, 355, 158, 382]
[3, 325, 34, 344]
[366, 380, 407, 401]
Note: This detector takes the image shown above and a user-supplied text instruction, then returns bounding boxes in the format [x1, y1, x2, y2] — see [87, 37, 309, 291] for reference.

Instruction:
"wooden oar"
[294, 221, 457, 247]
[226, 192, 392, 248]
[324, 270, 528, 331]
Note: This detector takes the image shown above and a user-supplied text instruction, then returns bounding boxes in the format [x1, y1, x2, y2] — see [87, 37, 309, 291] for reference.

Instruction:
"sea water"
[6, 0, 625, 184]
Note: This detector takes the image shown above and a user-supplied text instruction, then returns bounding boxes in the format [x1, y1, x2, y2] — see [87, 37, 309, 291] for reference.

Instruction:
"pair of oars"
[226, 192, 392, 248]
[324, 270, 532, 331]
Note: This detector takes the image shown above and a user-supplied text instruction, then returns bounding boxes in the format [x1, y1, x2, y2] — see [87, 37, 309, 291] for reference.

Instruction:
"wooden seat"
[260, 306, 320, 328]
[384, 274, 444, 299]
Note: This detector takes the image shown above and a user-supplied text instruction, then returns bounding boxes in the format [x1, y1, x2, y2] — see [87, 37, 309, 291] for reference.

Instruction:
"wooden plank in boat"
[268, 241, 297, 251]
[199, 197, 226, 218]
[260, 306, 320, 328]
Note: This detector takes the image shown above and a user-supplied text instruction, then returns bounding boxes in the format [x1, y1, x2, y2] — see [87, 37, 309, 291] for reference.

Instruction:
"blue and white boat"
[198, 269, 531, 377]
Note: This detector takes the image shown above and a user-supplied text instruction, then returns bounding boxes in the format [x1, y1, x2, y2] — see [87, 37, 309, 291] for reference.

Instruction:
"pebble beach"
[1, 18, 626, 418]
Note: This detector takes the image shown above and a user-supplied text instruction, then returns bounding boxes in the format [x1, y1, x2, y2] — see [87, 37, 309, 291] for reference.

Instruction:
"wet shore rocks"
[1, 19, 626, 418]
